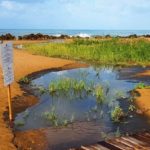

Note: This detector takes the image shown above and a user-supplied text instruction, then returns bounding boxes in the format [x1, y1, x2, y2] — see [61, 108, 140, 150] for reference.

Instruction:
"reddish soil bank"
[119, 66, 150, 116]
[0, 41, 87, 150]
[134, 70, 150, 116]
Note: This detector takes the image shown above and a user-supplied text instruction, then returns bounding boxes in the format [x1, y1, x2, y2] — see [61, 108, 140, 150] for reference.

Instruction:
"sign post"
[0, 42, 14, 125]
[7, 84, 13, 122]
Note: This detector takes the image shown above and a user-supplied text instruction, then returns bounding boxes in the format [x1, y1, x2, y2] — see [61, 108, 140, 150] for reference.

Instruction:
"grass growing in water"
[24, 38, 150, 65]
[48, 77, 106, 103]
[42, 106, 71, 127]
[42, 106, 59, 126]
[14, 120, 25, 127]
[49, 78, 86, 94]
[128, 105, 136, 112]
[94, 85, 105, 103]
[19, 76, 30, 84]
[115, 90, 126, 99]
[38, 86, 47, 94]
[135, 82, 150, 89]
[111, 106, 125, 122]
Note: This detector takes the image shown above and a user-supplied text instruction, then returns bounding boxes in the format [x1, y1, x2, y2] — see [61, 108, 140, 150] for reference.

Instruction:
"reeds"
[24, 38, 150, 65]
[48, 77, 105, 103]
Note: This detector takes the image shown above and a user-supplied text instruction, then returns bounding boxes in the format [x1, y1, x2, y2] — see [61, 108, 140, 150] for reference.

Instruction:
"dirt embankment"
[119, 66, 150, 116]
[0, 41, 87, 150]
[134, 70, 150, 116]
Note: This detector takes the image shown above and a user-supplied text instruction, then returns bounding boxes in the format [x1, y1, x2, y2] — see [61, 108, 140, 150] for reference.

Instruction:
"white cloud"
[0, 0, 24, 10]
[1, 1, 14, 10]
[0, 0, 150, 29]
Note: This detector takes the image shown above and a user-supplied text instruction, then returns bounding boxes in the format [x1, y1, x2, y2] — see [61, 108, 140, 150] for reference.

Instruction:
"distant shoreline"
[0, 29, 150, 37]
[0, 33, 150, 40]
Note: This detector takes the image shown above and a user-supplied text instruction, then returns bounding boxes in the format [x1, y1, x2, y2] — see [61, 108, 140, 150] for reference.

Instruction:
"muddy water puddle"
[15, 66, 150, 150]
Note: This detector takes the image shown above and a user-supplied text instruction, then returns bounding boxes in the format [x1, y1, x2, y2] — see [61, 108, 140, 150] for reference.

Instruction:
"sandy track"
[0, 48, 86, 150]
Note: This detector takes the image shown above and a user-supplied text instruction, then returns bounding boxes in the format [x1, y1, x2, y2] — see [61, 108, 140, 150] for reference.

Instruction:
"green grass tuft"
[19, 76, 30, 84]
[111, 106, 125, 122]
[135, 82, 150, 89]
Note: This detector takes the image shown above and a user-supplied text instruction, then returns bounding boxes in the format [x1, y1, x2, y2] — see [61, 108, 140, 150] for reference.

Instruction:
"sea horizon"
[0, 29, 150, 37]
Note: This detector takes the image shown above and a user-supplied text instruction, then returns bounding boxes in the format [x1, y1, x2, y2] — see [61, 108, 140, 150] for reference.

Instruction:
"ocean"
[0, 29, 150, 37]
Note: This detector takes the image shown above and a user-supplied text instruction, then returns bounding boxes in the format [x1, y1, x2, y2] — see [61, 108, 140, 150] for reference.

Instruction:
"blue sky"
[0, 0, 150, 29]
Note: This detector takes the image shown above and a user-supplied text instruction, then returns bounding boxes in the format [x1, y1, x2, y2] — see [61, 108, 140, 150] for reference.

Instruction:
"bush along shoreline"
[1, 33, 150, 40]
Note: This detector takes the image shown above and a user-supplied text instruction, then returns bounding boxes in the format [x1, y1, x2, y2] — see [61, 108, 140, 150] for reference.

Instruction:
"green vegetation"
[14, 110, 29, 127]
[42, 106, 71, 127]
[22, 110, 29, 119]
[14, 120, 25, 127]
[115, 90, 126, 99]
[19, 76, 30, 84]
[115, 127, 121, 137]
[42, 106, 59, 126]
[94, 85, 105, 103]
[111, 106, 125, 122]
[73, 80, 86, 92]
[38, 86, 47, 94]
[128, 105, 136, 112]
[135, 82, 150, 89]
[48, 77, 105, 102]
[49, 78, 86, 94]
[24, 38, 150, 65]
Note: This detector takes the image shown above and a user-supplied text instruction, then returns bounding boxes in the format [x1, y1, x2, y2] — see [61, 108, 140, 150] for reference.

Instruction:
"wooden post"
[7, 84, 13, 125]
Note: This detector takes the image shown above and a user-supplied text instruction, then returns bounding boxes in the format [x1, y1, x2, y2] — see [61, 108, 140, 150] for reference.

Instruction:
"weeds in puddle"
[42, 106, 74, 127]
[49, 78, 85, 93]
[42, 106, 58, 126]
[15, 110, 30, 127]
[19, 76, 30, 84]
[128, 105, 136, 112]
[94, 85, 105, 103]
[115, 90, 126, 99]
[62, 119, 68, 127]
[38, 86, 47, 94]
[73, 80, 86, 91]
[115, 127, 121, 137]
[15, 120, 25, 127]
[128, 96, 135, 102]
[111, 106, 125, 122]
[135, 82, 150, 89]
[48, 77, 105, 102]
[22, 110, 29, 119]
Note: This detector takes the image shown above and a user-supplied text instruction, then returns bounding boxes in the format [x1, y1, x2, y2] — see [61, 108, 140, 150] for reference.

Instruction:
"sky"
[0, 0, 150, 30]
